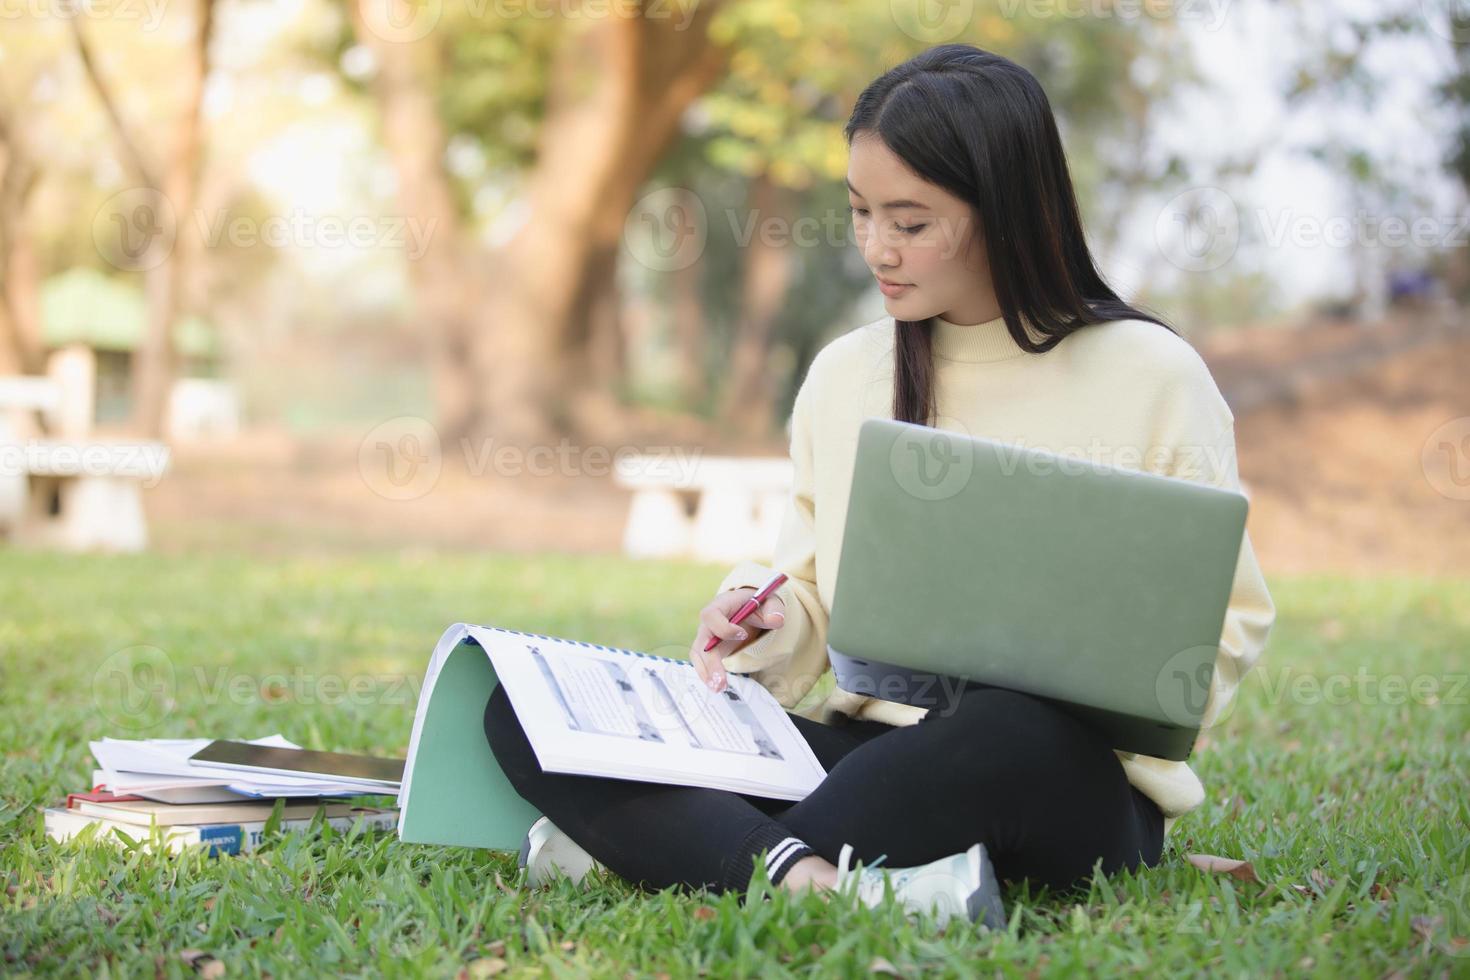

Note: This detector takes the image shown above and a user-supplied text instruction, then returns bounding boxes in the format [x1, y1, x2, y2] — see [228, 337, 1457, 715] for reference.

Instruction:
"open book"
[397, 623, 827, 850]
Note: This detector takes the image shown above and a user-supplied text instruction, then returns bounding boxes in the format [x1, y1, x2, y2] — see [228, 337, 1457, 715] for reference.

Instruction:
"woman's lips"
[878, 280, 912, 297]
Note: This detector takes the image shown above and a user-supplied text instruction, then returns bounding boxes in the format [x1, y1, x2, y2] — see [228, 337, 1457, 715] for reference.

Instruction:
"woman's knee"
[926, 684, 1065, 735]
[924, 685, 1120, 785]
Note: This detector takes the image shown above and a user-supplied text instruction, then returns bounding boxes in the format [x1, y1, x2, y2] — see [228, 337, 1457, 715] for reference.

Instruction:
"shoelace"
[840, 849, 893, 896]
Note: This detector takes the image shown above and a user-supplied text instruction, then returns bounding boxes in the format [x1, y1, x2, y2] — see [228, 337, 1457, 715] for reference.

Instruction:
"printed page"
[471, 626, 827, 799]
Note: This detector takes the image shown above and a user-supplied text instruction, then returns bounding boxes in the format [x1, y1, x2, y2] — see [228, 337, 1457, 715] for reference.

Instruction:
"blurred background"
[1, 0, 1466, 576]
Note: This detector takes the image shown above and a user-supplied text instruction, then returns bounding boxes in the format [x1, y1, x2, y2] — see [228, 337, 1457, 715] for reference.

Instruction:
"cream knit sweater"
[715, 312, 1276, 839]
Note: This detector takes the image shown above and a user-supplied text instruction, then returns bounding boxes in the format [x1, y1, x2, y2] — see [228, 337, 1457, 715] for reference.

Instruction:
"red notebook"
[66, 788, 146, 809]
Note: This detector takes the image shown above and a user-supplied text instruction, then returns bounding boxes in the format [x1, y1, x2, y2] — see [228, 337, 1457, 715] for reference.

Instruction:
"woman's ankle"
[778, 855, 839, 893]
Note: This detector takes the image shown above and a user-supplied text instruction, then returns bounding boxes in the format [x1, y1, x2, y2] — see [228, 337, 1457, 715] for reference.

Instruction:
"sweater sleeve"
[1170, 417, 1277, 735]
[1116, 413, 1278, 819]
[712, 373, 832, 712]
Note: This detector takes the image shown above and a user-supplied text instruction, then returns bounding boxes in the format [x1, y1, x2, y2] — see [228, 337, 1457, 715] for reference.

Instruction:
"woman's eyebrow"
[845, 178, 930, 210]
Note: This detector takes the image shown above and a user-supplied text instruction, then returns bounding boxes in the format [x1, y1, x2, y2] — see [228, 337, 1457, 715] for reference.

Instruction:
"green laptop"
[825, 418, 1248, 761]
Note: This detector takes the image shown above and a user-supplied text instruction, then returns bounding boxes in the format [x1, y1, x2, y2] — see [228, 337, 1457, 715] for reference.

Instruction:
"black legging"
[483, 679, 1164, 896]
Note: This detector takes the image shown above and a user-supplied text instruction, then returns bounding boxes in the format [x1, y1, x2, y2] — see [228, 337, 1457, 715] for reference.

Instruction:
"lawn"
[1, 551, 1467, 976]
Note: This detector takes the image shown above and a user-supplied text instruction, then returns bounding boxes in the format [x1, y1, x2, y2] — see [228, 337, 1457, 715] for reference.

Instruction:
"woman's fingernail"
[736, 629, 748, 640]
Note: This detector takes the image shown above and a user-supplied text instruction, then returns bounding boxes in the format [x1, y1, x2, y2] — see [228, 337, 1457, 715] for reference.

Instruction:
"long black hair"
[843, 43, 1177, 427]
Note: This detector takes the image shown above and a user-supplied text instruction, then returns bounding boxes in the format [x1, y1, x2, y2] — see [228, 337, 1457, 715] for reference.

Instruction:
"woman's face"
[846, 133, 998, 324]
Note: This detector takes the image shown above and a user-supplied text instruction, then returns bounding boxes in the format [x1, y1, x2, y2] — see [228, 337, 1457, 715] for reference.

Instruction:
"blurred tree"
[336, 2, 1204, 443]
[0, 96, 43, 377]
[347, 0, 730, 446]
[71, 1, 218, 438]
[1276, 0, 1464, 314]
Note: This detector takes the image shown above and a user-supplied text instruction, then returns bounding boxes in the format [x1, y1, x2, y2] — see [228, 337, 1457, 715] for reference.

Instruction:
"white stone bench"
[614, 455, 793, 563]
[0, 378, 60, 533]
[0, 377, 168, 552]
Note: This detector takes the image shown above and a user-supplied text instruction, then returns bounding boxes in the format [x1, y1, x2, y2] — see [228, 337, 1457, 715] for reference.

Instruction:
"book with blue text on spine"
[43, 805, 399, 856]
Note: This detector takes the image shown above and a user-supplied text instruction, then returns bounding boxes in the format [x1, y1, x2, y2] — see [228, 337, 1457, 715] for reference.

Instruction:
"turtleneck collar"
[930, 312, 1032, 363]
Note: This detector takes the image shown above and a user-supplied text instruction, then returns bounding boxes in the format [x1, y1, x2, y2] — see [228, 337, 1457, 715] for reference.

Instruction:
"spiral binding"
[462, 624, 683, 664]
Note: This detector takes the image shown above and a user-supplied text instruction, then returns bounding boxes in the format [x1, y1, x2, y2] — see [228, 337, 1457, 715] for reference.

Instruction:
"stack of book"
[44, 734, 402, 855]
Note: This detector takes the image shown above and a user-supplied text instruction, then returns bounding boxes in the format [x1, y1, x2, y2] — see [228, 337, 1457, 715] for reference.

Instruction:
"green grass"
[1, 551, 1467, 977]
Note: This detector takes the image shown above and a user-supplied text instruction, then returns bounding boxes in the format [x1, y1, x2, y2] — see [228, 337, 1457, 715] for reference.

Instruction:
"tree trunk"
[349, 1, 481, 443]
[720, 173, 792, 435]
[670, 255, 707, 408]
[0, 106, 44, 376]
[132, 0, 214, 438]
[71, 3, 217, 439]
[473, 4, 730, 446]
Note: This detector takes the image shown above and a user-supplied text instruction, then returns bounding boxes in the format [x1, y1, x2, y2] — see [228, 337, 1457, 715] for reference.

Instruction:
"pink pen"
[704, 571, 788, 653]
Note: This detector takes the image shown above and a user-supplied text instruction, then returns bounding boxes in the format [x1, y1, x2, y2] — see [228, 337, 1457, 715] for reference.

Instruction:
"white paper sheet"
[471, 625, 827, 800]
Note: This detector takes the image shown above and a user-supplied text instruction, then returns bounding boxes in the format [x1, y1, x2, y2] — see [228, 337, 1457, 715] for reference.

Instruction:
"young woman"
[484, 43, 1276, 927]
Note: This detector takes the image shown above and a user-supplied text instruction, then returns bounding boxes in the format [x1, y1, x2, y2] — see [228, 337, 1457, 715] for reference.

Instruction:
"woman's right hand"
[690, 587, 786, 693]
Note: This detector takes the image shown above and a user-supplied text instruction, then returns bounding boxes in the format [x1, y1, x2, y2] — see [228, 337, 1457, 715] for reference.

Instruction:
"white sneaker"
[834, 842, 1007, 930]
[517, 816, 604, 888]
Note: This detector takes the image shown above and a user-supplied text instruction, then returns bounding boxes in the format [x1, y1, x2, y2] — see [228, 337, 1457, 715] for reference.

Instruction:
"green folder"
[397, 624, 542, 850]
